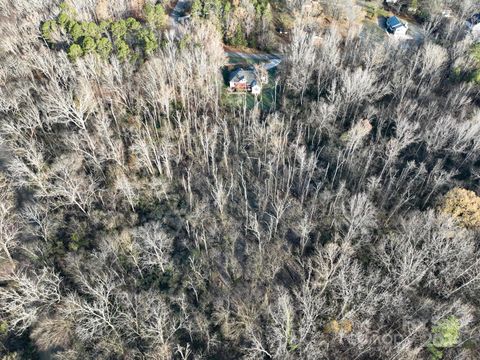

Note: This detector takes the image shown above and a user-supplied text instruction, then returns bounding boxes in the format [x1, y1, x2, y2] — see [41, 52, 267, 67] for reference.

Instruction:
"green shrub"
[81, 21, 101, 39]
[115, 39, 131, 61]
[191, 0, 203, 17]
[69, 21, 83, 41]
[0, 320, 8, 335]
[427, 316, 461, 360]
[96, 37, 112, 59]
[471, 69, 480, 84]
[144, 4, 166, 28]
[59, 1, 76, 15]
[126, 17, 141, 31]
[99, 20, 111, 34]
[67, 43, 83, 61]
[138, 28, 158, 55]
[41, 20, 57, 42]
[471, 44, 480, 63]
[81, 36, 96, 54]
[57, 12, 71, 29]
[111, 19, 128, 40]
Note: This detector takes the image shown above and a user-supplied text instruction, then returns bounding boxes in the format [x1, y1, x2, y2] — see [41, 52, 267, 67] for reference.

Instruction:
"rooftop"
[229, 68, 257, 86]
[386, 16, 405, 29]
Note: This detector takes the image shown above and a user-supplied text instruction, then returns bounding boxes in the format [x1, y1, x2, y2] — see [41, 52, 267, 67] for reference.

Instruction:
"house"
[386, 16, 408, 36]
[228, 68, 262, 95]
[467, 14, 480, 39]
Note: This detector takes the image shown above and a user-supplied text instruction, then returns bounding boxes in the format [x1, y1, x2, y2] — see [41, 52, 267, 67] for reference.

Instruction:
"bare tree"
[0, 268, 62, 333]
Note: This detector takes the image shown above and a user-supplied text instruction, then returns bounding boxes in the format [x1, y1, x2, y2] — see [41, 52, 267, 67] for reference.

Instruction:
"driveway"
[225, 50, 283, 70]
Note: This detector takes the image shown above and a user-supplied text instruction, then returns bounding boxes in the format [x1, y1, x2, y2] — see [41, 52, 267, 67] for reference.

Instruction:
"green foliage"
[111, 19, 128, 40]
[138, 28, 158, 55]
[67, 43, 83, 61]
[81, 36, 96, 54]
[191, 0, 203, 17]
[427, 344, 444, 360]
[41, 20, 57, 42]
[472, 69, 480, 84]
[427, 316, 461, 359]
[126, 17, 141, 31]
[0, 320, 8, 335]
[231, 25, 248, 47]
[44, 2, 164, 62]
[81, 21, 100, 39]
[144, 4, 166, 28]
[69, 21, 83, 41]
[99, 20, 111, 34]
[57, 12, 72, 29]
[96, 37, 112, 59]
[471, 44, 480, 63]
[115, 39, 131, 62]
[59, 1, 76, 15]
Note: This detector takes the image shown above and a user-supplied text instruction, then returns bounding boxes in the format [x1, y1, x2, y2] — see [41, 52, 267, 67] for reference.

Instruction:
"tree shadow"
[378, 16, 388, 32]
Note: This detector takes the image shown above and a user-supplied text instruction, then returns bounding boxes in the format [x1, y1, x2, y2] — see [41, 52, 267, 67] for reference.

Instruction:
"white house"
[229, 68, 262, 95]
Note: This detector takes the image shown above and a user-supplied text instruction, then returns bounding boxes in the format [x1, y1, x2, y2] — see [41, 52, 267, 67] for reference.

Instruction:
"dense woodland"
[1, 0, 480, 359]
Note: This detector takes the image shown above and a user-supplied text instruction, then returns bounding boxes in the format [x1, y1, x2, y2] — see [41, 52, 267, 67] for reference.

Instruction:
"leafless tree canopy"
[0, 0, 480, 359]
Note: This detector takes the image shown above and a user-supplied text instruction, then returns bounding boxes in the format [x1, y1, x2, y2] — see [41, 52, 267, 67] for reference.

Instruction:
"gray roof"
[229, 68, 257, 86]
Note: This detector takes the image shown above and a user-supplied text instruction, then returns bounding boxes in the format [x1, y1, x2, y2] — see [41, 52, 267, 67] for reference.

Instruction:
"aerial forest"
[0, 0, 480, 359]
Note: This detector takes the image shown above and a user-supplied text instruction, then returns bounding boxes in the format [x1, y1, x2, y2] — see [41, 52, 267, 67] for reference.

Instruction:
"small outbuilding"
[386, 16, 408, 36]
[228, 68, 262, 95]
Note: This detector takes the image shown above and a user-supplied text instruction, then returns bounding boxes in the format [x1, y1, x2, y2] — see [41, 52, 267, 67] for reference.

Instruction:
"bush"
[138, 28, 158, 55]
[96, 37, 112, 59]
[41, 20, 57, 42]
[69, 21, 83, 41]
[81, 21, 101, 39]
[144, 4, 166, 28]
[111, 19, 128, 40]
[115, 39, 131, 62]
[57, 12, 71, 29]
[81, 36, 96, 54]
[126, 17, 141, 31]
[67, 43, 83, 61]
[440, 188, 480, 228]
[99, 20, 111, 34]
[427, 316, 461, 360]
[471, 69, 480, 84]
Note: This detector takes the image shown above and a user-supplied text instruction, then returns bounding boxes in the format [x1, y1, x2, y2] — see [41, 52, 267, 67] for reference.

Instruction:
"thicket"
[191, 0, 274, 48]
[40, 2, 166, 62]
[1, 0, 480, 359]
